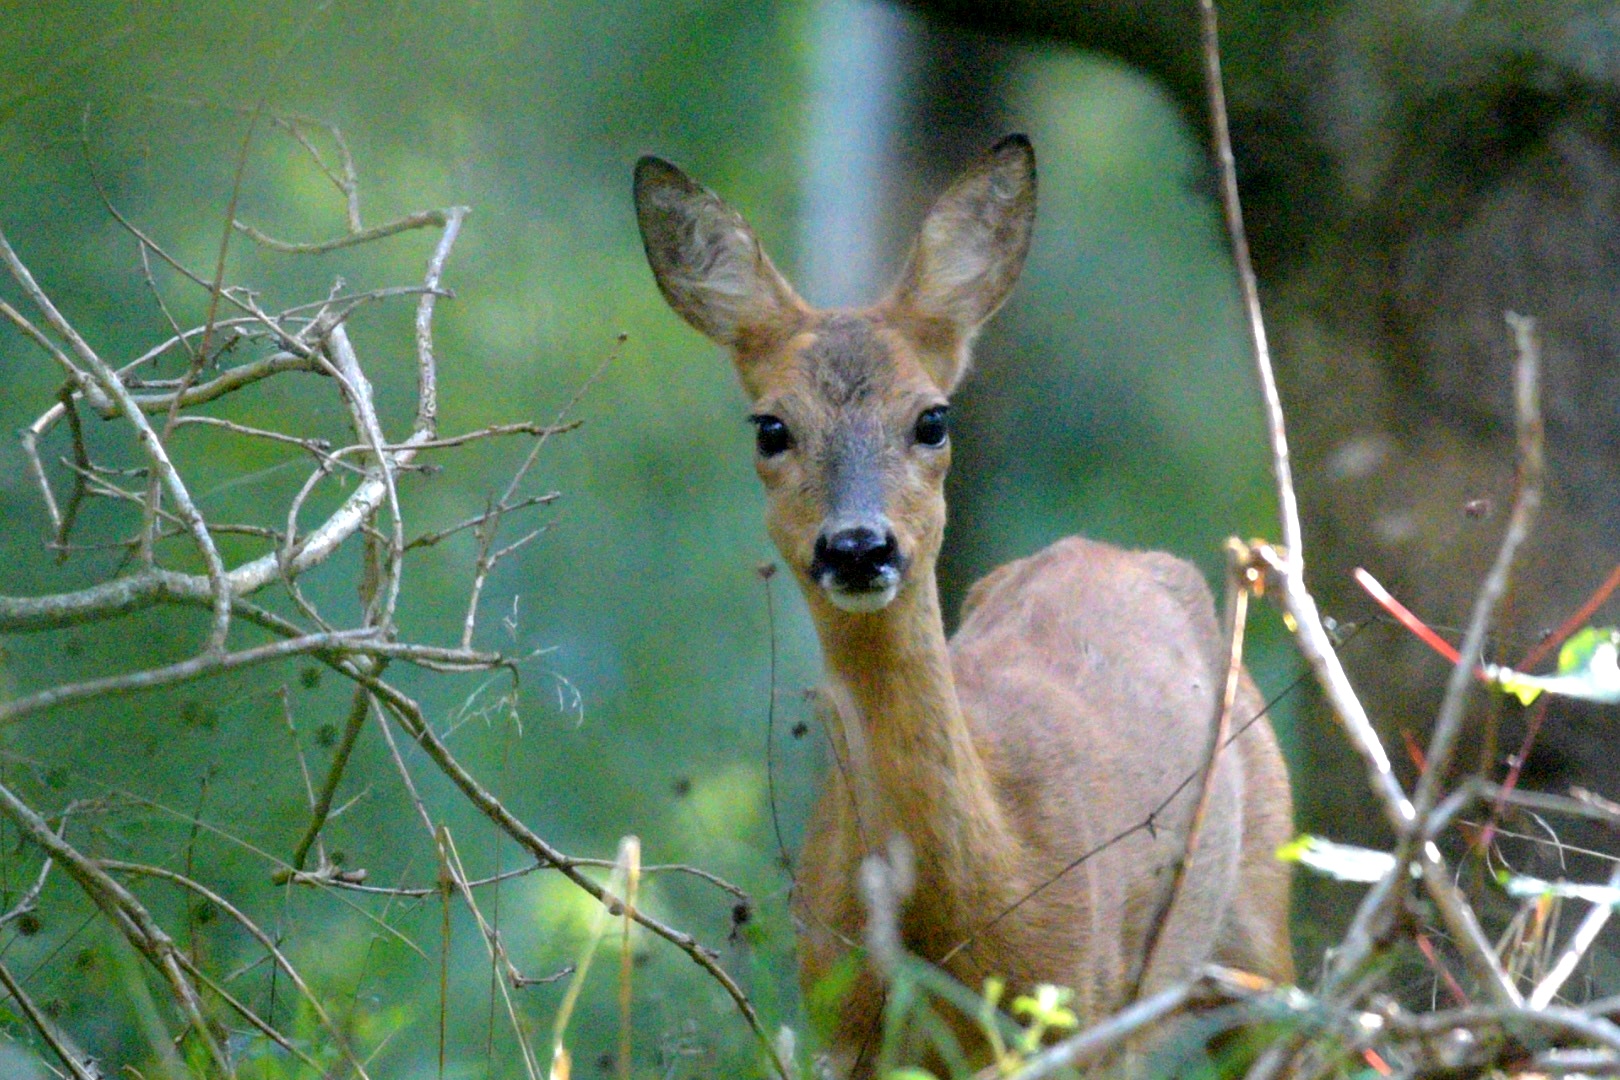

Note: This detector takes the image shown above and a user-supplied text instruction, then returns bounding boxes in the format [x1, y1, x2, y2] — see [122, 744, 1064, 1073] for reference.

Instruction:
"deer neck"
[806, 570, 1020, 915]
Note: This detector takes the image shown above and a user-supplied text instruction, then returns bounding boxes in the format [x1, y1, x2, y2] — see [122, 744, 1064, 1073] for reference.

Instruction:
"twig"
[356, 671, 792, 1079]
[407, 492, 562, 551]
[1519, 561, 1620, 671]
[1528, 855, 1620, 1008]
[18, 425, 64, 539]
[290, 684, 373, 871]
[0, 298, 101, 404]
[52, 388, 91, 558]
[1394, 1003, 1620, 1055]
[1413, 315, 1542, 820]
[1326, 315, 1543, 1003]
[386, 420, 580, 453]
[1199, 0, 1412, 829]
[760, 563, 793, 876]
[0, 956, 101, 1080]
[412, 205, 466, 434]
[322, 320, 408, 630]
[436, 827, 543, 1079]
[1001, 968, 1284, 1080]
[1, 228, 235, 651]
[0, 779, 233, 1074]
[461, 524, 545, 651]
[0, 627, 376, 723]
[234, 208, 452, 255]
[0, 848, 53, 929]
[101, 859, 371, 1079]
[1200, 0, 1525, 1013]
[1135, 546, 1250, 997]
[3, 124, 768, 1080]
[174, 414, 337, 456]
[273, 856, 749, 901]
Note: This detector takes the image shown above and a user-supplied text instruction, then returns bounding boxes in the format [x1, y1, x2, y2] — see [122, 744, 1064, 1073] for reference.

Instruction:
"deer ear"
[882, 135, 1036, 392]
[633, 156, 805, 353]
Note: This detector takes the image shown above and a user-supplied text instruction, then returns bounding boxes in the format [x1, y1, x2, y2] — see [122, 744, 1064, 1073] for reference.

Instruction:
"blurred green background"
[0, 1, 1292, 1075]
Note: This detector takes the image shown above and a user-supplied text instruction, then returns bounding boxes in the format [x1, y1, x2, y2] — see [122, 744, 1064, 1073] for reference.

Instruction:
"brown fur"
[634, 136, 1293, 1076]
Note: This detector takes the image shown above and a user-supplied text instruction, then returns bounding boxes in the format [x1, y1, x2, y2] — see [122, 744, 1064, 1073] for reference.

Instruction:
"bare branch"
[0, 780, 232, 1074]
[235, 208, 453, 255]
[174, 413, 336, 456]
[102, 859, 372, 1079]
[357, 671, 792, 1079]
[1413, 315, 1543, 821]
[1134, 549, 1251, 997]
[407, 492, 562, 551]
[1, 230, 233, 650]
[0, 849, 54, 929]
[412, 205, 466, 434]
[2, 120, 765, 1078]
[0, 956, 101, 1080]
[1002, 968, 1286, 1080]
[1200, 0, 1535, 1015]
[18, 426, 64, 540]
[274, 855, 750, 901]
[290, 684, 372, 871]
[0, 298, 100, 404]
[0, 628, 375, 723]
[391, 419, 582, 453]
[1323, 315, 1544, 1005]
[1199, 0, 1413, 835]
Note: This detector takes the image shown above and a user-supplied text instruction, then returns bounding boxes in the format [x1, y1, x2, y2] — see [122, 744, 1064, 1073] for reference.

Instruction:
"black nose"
[812, 527, 899, 589]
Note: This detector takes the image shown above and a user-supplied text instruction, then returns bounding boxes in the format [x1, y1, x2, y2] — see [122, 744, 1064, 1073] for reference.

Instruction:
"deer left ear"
[881, 134, 1036, 392]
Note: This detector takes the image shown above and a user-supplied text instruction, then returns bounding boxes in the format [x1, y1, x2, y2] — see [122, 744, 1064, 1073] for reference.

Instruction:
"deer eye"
[750, 414, 792, 457]
[913, 405, 949, 448]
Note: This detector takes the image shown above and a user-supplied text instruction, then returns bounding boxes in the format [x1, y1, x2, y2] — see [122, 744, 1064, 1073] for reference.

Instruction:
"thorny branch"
[0, 120, 779, 1079]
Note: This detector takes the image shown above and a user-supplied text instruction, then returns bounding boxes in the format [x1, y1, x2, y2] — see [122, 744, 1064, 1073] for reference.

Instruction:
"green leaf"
[1275, 835, 1395, 883]
[1499, 870, 1620, 905]
[1484, 627, 1620, 706]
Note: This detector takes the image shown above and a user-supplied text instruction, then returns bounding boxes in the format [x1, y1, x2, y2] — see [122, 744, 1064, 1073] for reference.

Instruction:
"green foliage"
[806, 950, 863, 1042]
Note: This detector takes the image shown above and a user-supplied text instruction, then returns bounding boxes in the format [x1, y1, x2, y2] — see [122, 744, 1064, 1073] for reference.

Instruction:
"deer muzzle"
[810, 523, 904, 612]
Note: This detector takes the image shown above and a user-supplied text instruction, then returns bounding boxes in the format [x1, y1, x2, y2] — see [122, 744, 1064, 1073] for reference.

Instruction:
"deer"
[632, 134, 1293, 1076]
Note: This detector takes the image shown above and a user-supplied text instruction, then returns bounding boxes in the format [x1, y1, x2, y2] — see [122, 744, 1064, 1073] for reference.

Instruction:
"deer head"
[633, 135, 1036, 614]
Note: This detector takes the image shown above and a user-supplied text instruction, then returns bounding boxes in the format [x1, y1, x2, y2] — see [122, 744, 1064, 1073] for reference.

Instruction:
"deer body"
[634, 136, 1293, 1075]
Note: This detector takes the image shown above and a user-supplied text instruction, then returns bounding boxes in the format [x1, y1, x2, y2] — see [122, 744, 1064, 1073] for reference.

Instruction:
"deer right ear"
[633, 157, 805, 353]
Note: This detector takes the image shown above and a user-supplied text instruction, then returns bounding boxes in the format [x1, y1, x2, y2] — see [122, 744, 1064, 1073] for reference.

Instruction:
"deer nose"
[812, 527, 900, 591]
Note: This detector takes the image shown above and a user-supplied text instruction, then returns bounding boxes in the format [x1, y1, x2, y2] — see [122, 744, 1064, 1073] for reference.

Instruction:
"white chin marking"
[824, 583, 899, 614]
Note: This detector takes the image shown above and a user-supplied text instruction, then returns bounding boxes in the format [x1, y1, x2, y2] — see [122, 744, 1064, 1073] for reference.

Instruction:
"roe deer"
[633, 135, 1293, 1075]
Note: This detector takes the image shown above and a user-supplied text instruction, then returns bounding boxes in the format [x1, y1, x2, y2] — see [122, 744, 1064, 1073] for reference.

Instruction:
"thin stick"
[0, 298, 98, 401]
[359, 674, 792, 1079]
[0, 229, 235, 651]
[1528, 856, 1620, 1008]
[101, 860, 370, 1079]
[1325, 317, 1543, 1005]
[1412, 314, 1542, 821]
[436, 829, 542, 1078]
[0, 780, 232, 1074]
[0, 956, 101, 1080]
[1134, 549, 1249, 997]
[1003, 968, 1279, 1079]
[1519, 560, 1620, 671]
[1198, 0, 1412, 828]
[291, 684, 373, 870]
[760, 563, 793, 876]
[235, 209, 452, 255]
